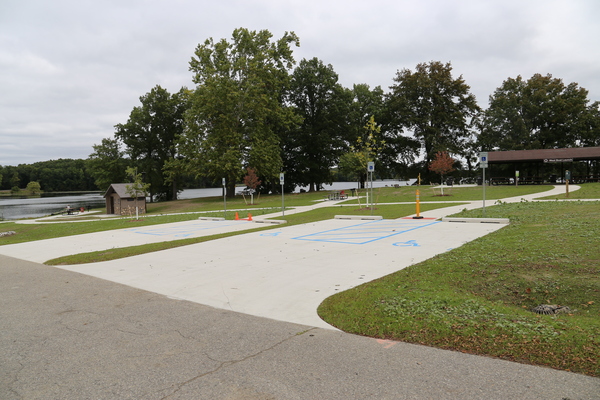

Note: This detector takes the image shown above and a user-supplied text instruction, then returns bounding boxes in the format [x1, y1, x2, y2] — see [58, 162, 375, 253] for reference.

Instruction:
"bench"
[490, 177, 512, 185]
[327, 191, 348, 200]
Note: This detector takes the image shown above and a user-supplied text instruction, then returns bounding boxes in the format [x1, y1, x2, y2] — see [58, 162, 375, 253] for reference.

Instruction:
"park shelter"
[103, 183, 147, 215]
[486, 147, 600, 184]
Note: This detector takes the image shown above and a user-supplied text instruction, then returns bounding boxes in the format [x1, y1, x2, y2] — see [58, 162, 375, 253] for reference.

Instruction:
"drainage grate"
[531, 304, 573, 315]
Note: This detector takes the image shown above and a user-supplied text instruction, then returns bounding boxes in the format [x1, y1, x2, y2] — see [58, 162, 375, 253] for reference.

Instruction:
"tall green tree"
[345, 85, 382, 185]
[88, 138, 128, 191]
[339, 115, 384, 188]
[347, 84, 385, 142]
[25, 181, 41, 195]
[10, 171, 20, 189]
[580, 102, 600, 146]
[386, 61, 480, 179]
[284, 57, 351, 191]
[479, 74, 595, 151]
[175, 28, 299, 197]
[115, 85, 188, 201]
[349, 84, 419, 180]
[125, 167, 150, 220]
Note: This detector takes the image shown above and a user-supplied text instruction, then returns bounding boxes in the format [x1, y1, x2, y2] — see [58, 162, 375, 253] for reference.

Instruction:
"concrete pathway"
[0, 219, 260, 263]
[49, 217, 506, 329]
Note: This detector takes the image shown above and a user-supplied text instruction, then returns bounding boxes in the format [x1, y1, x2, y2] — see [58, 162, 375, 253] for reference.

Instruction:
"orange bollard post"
[235, 212, 239, 220]
[413, 189, 424, 219]
[247, 213, 252, 221]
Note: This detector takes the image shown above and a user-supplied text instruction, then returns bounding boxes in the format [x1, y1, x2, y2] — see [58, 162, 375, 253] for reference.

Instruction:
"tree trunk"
[227, 182, 236, 199]
[440, 174, 444, 196]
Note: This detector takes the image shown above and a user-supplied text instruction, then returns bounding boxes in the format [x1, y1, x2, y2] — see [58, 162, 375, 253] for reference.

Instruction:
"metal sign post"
[222, 178, 227, 220]
[280, 173, 285, 216]
[480, 152, 488, 217]
[367, 162, 375, 215]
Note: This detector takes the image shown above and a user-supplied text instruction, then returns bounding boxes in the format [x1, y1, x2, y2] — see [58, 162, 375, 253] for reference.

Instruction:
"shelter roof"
[488, 147, 600, 163]
[103, 183, 144, 199]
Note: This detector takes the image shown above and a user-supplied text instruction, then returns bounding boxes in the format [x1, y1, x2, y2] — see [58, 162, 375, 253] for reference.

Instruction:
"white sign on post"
[367, 162, 375, 214]
[479, 152, 488, 169]
[479, 152, 488, 217]
[222, 178, 227, 219]
[280, 173, 285, 184]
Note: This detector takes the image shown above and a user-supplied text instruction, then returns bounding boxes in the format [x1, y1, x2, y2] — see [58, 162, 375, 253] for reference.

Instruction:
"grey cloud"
[1, 0, 598, 166]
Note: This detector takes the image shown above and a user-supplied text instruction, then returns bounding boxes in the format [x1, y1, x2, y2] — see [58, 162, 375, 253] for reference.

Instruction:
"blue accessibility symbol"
[393, 240, 420, 247]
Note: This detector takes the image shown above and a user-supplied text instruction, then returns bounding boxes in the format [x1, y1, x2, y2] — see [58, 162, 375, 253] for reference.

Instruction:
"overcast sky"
[1, 0, 599, 166]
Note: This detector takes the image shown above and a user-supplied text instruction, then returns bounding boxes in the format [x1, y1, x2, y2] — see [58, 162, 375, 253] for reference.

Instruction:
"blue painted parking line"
[125, 221, 249, 238]
[292, 219, 440, 245]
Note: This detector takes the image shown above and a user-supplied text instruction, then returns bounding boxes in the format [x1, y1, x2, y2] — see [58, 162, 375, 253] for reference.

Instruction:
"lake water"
[0, 193, 107, 220]
[0, 180, 415, 220]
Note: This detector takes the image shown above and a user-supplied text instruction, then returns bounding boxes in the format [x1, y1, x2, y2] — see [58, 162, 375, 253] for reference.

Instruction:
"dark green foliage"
[176, 28, 300, 198]
[386, 61, 480, 181]
[479, 73, 597, 151]
[284, 57, 351, 191]
[0, 159, 96, 192]
[87, 138, 128, 191]
[115, 85, 188, 201]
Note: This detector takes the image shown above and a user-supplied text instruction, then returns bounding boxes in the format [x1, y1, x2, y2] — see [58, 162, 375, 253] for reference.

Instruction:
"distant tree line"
[0, 159, 95, 192]
[4, 28, 599, 197]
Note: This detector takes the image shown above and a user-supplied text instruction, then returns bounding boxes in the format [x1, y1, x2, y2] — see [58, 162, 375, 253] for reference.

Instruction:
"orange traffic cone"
[235, 212, 239, 220]
[247, 213, 252, 221]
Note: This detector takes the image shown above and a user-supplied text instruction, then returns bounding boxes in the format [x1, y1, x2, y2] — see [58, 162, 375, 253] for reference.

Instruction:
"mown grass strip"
[367, 184, 552, 203]
[318, 201, 600, 377]
[538, 182, 600, 199]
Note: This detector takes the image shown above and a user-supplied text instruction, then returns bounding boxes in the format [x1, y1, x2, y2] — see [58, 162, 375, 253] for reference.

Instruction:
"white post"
[223, 178, 226, 219]
[482, 168, 486, 217]
[367, 162, 375, 214]
[280, 173, 285, 217]
[479, 152, 488, 218]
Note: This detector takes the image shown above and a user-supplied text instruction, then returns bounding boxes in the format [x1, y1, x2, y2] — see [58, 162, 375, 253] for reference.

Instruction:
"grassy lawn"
[318, 200, 600, 377]
[146, 190, 331, 214]
[538, 182, 600, 200]
[345, 184, 553, 204]
[147, 184, 552, 213]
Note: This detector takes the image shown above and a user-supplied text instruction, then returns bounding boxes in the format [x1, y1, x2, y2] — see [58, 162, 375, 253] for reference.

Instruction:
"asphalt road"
[2, 255, 599, 400]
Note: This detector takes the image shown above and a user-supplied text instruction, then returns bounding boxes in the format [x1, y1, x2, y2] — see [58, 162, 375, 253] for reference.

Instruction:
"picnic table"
[65, 206, 85, 215]
[327, 191, 348, 200]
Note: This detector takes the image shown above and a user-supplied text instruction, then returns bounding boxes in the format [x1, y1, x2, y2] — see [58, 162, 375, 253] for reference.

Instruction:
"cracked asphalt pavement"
[2, 255, 599, 399]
